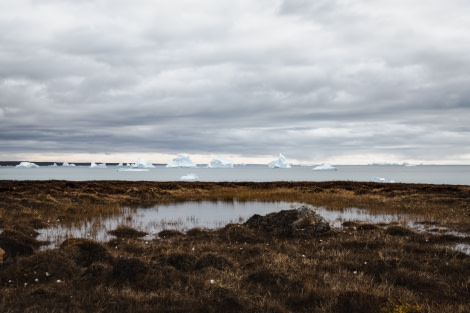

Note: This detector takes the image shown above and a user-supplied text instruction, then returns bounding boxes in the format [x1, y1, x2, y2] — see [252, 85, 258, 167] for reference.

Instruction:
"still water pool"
[36, 200, 462, 250]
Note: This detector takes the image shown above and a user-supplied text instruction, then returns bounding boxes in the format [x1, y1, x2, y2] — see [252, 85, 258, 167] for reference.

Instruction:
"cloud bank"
[1, 0, 469, 164]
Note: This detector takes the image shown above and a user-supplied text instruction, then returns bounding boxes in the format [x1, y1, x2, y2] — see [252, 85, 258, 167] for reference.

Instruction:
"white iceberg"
[62, 162, 76, 167]
[313, 163, 337, 171]
[268, 153, 291, 168]
[372, 177, 395, 183]
[208, 157, 234, 168]
[16, 161, 39, 168]
[117, 168, 149, 172]
[180, 173, 199, 180]
[166, 153, 197, 168]
[132, 158, 155, 168]
[90, 162, 107, 168]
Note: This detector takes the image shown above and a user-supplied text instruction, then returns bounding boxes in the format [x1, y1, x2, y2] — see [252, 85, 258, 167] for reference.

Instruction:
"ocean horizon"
[1, 162, 469, 185]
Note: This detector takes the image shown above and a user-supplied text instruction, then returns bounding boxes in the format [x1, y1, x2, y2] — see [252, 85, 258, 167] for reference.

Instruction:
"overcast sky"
[1, 0, 469, 164]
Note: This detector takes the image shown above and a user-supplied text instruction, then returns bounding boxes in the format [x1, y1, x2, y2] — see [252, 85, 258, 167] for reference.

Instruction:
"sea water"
[1, 165, 469, 185]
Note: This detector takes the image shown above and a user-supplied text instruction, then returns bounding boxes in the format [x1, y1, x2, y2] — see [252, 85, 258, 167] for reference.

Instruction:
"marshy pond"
[37, 201, 469, 251]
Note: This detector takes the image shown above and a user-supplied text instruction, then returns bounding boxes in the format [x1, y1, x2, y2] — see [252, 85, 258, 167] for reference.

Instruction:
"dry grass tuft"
[60, 238, 114, 267]
[108, 225, 148, 238]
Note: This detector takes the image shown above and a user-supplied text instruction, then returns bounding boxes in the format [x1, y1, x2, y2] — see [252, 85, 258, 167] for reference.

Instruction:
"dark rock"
[244, 204, 330, 236]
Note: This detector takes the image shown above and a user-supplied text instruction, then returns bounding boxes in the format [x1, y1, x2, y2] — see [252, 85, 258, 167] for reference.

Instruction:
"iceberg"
[208, 157, 234, 168]
[117, 168, 149, 172]
[90, 162, 107, 168]
[132, 158, 155, 168]
[62, 162, 76, 167]
[180, 173, 199, 180]
[372, 177, 395, 183]
[313, 163, 337, 171]
[16, 162, 39, 168]
[268, 153, 291, 168]
[166, 153, 197, 168]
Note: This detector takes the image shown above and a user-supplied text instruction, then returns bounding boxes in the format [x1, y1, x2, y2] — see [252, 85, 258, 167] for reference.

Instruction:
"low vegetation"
[0, 180, 469, 312]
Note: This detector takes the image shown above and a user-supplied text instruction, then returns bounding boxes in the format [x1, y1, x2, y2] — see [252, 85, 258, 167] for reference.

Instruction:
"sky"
[1, 0, 469, 165]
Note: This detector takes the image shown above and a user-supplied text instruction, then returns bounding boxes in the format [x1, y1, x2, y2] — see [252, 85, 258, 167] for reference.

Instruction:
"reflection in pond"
[453, 243, 470, 255]
[37, 201, 468, 249]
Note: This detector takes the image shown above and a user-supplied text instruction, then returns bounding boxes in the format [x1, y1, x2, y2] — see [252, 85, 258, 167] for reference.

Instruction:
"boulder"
[244, 204, 330, 236]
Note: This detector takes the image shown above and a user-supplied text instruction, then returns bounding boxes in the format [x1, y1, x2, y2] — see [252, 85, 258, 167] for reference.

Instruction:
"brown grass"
[0, 180, 469, 312]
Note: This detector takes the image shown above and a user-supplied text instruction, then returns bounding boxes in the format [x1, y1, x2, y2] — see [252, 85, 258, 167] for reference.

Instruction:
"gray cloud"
[0, 0, 469, 164]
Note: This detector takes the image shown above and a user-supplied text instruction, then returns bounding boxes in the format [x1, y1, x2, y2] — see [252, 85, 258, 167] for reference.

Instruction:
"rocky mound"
[244, 204, 330, 236]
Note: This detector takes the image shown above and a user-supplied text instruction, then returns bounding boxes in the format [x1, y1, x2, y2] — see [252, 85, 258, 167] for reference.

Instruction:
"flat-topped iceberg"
[372, 177, 395, 183]
[268, 153, 291, 168]
[166, 153, 197, 168]
[180, 173, 199, 180]
[90, 162, 107, 168]
[313, 163, 337, 171]
[16, 162, 39, 168]
[117, 168, 149, 172]
[208, 157, 234, 168]
[132, 158, 155, 168]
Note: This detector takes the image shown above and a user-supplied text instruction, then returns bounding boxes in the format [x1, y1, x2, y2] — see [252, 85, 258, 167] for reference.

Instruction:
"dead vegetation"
[0, 180, 469, 312]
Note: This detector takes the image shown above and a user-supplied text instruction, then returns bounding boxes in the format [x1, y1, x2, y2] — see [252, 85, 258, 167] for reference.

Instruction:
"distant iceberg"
[117, 168, 149, 172]
[268, 153, 291, 168]
[16, 162, 39, 168]
[180, 173, 199, 180]
[62, 162, 76, 167]
[166, 153, 197, 168]
[90, 162, 107, 168]
[313, 163, 337, 171]
[372, 177, 395, 183]
[208, 157, 234, 168]
[369, 162, 397, 166]
[132, 158, 155, 168]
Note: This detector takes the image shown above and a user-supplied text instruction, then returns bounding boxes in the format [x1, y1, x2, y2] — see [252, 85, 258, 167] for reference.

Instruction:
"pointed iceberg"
[268, 153, 291, 168]
[208, 157, 234, 168]
[166, 153, 197, 168]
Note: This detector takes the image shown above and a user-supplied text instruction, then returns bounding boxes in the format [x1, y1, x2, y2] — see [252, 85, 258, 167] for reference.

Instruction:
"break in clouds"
[0, 0, 469, 164]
